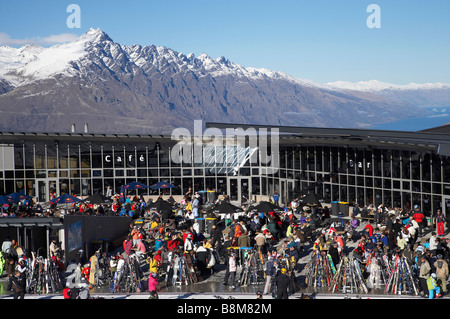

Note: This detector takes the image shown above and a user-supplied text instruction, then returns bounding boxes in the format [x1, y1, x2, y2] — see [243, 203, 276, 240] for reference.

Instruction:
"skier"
[225, 252, 237, 289]
[49, 239, 61, 257]
[7, 270, 25, 299]
[15, 258, 27, 282]
[435, 210, 446, 237]
[148, 273, 159, 299]
[427, 273, 442, 299]
[263, 256, 275, 295]
[274, 268, 290, 299]
[328, 242, 341, 267]
[195, 242, 210, 278]
[434, 254, 449, 294]
[412, 206, 425, 237]
[419, 254, 431, 297]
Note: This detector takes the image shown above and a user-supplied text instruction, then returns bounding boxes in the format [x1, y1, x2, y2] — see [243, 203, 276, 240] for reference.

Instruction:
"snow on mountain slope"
[326, 80, 450, 92]
[0, 44, 44, 77]
[0, 28, 112, 86]
[13, 29, 108, 82]
[2, 28, 447, 96]
[0, 28, 447, 134]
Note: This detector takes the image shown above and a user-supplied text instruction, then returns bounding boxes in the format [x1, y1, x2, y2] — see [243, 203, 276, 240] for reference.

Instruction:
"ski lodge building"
[0, 122, 449, 261]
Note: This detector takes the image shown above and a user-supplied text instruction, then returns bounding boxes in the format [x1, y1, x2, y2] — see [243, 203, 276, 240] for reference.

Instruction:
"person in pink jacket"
[148, 273, 158, 299]
[228, 253, 237, 289]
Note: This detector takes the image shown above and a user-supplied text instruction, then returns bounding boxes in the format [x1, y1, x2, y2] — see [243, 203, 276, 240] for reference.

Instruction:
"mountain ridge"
[0, 28, 447, 134]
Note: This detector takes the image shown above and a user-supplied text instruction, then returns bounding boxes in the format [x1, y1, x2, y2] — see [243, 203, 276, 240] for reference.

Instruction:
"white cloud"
[0, 32, 79, 47]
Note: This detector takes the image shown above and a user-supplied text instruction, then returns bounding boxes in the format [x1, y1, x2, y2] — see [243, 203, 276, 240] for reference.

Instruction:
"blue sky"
[0, 0, 449, 84]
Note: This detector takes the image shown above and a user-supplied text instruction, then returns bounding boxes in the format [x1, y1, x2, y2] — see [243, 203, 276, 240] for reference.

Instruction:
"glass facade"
[0, 132, 449, 216]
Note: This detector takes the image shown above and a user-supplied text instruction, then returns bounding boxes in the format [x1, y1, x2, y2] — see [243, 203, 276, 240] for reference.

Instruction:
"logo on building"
[170, 120, 280, 175]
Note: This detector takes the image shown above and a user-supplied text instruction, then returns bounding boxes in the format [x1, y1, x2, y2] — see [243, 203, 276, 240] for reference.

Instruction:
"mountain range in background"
[0, 28, 449, 135]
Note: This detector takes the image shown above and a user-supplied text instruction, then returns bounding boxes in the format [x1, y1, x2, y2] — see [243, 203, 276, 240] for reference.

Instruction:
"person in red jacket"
[123, 236, 133, 255]
[167, 234, 180, 251]
[412, 205, 425, 236]
[363, 223, 374, 237]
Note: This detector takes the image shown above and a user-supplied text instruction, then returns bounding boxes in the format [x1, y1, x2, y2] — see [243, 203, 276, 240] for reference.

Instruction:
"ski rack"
[26, 254, 63, 295]
[239, 248, 265, 286]
[305, 252, 419, 296]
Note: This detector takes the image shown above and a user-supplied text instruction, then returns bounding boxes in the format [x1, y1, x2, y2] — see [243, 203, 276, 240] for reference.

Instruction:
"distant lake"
[372, 106, 449, 131]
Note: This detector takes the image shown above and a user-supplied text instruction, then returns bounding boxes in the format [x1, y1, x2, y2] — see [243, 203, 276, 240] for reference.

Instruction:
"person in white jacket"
[429, 232, 438, 255]
[184, 233, 194, 252]
[228, 253, 237, 289]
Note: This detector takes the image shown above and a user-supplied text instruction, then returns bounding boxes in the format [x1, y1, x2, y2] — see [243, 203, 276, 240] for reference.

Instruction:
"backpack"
[63, 288, 74, 299]
[207, 250, 216, 268]
[234, 224, 242, 238]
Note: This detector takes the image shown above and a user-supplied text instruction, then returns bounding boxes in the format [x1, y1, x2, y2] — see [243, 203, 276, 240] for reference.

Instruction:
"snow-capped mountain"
[326, 80, 450, 92]
[0, 28, 444, 134]
[326, 80, 450, 108]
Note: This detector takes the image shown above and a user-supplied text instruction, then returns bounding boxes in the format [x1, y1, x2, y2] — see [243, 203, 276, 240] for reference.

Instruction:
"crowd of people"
[111, 189, 448, 299]
[1, 187, 449, 300]
[336, 203, 449, 299]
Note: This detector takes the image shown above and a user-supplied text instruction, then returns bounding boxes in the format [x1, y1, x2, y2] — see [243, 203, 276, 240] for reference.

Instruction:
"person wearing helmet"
[427, 273, 442, 299]
[184, 233, 194, 252]
[274, 267, 290, 299]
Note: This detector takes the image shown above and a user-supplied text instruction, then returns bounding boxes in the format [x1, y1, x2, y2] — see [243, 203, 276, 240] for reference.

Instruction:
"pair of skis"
[27, 255, 62, 294]
[384, 256, 418, 295]
[330, 257, 368, 294]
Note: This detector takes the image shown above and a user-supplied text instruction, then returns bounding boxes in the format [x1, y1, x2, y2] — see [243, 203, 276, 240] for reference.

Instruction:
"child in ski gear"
[427, 273, 442, 299]
[148, 272, 158, 299]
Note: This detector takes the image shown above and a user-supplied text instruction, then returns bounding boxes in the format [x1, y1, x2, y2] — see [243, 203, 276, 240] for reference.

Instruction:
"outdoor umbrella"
[213, 202, 242, 214]
[4, 193, 20, 204]
[150, 181, 176, 189]
[50, 193, 82, 205]
[82, 193, 112, 205]
[254, 201, 277, 213]
[5, 191, 33, 203]
[0, 196, 8, 205]
[123, 181, 150, 190]
[150, 199, 173, 211]
[299, 193, 322, 207]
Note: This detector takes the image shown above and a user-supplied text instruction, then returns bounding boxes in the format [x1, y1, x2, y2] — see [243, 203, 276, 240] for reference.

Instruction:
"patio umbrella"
[254, 201, 277, 213]
[50, 193, 82, 205]
[150, 199, 173, 211]
[299, 193, 322, 207]
[4, 193, 20, 204]
[150, 181, 176, 189]
[0, 196, 8, 205]
[214, 202, 242, 214]
[123, 181, 150, 190]
[5, 191, 33, 203]
[82, 193, 112, 205]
